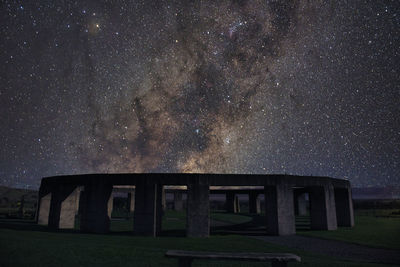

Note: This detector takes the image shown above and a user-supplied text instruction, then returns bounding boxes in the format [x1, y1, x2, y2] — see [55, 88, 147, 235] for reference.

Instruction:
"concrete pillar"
[294, 190, 307, 216]
[264, 183, 295, 235]
[37, 193, 51, 225]
[249, 191, 260, 214]
[74, 187, 82, 215]
[19, 195, 25, 217]
[186, 176, 209, 237]
[80, 180, 113, 233]
[78, 190, 86, 217]
[309, 184, 338, 230]
[226, 191, 235, 213]
[297, 193, 308, 216]
[234, 195, 240, 213]
[335, 187, 354, 227]
[127, 190, 135, 213]
[133, 181, 162, 236]
[174, 191, 183, 211]
[162, 186, 166, 211]
[59, 187, 81, 229]
[156, 184, 164, 234]
[48, 185, 80, 229]
[107, 192, 113, 218]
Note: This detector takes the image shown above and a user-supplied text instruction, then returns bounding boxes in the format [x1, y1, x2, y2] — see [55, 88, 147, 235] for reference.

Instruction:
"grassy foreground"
[0, 228, 394, 267]
[298, 210, 400, 250]
[0, 210, 398, 267]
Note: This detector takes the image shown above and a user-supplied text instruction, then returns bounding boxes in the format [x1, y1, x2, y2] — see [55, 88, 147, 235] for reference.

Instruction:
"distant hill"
[0, 186, 37, 207]
[352, 186, 400, 199]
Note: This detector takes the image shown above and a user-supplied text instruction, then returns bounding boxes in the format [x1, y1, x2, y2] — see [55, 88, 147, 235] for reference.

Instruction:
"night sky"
[1, 0, 399, 189]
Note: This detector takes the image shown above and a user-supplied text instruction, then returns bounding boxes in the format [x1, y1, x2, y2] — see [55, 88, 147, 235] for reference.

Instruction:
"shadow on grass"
[210, 214, 313, 235]
[0, 213, 313, 236]
[0, 219, 79, 234]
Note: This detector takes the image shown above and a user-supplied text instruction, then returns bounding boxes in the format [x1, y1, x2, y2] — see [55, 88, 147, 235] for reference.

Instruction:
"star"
[0, 0, 398, 188]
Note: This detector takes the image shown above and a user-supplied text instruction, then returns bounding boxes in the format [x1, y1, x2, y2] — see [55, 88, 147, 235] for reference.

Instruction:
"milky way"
[1, 0, 399, 188]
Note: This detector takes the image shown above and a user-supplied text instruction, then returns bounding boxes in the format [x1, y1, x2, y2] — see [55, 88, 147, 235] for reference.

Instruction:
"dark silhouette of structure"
[36, 174, 354, 237]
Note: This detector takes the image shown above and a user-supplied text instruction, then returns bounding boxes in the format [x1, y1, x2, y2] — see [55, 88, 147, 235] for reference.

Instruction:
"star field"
[0, 0, 399, 188]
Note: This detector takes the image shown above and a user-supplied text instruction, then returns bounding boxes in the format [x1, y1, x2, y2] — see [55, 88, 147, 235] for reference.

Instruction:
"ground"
[0, 209, 399, 267]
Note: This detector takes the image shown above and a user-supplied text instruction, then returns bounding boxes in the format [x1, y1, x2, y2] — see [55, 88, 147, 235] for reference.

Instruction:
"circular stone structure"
[36, 173, 354, 237]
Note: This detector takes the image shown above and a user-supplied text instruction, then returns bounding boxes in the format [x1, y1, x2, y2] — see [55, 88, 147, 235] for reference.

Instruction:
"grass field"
[0, 210, 399, 267]
[0, 228, 395, 267]
[297, 210, 400, 250]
